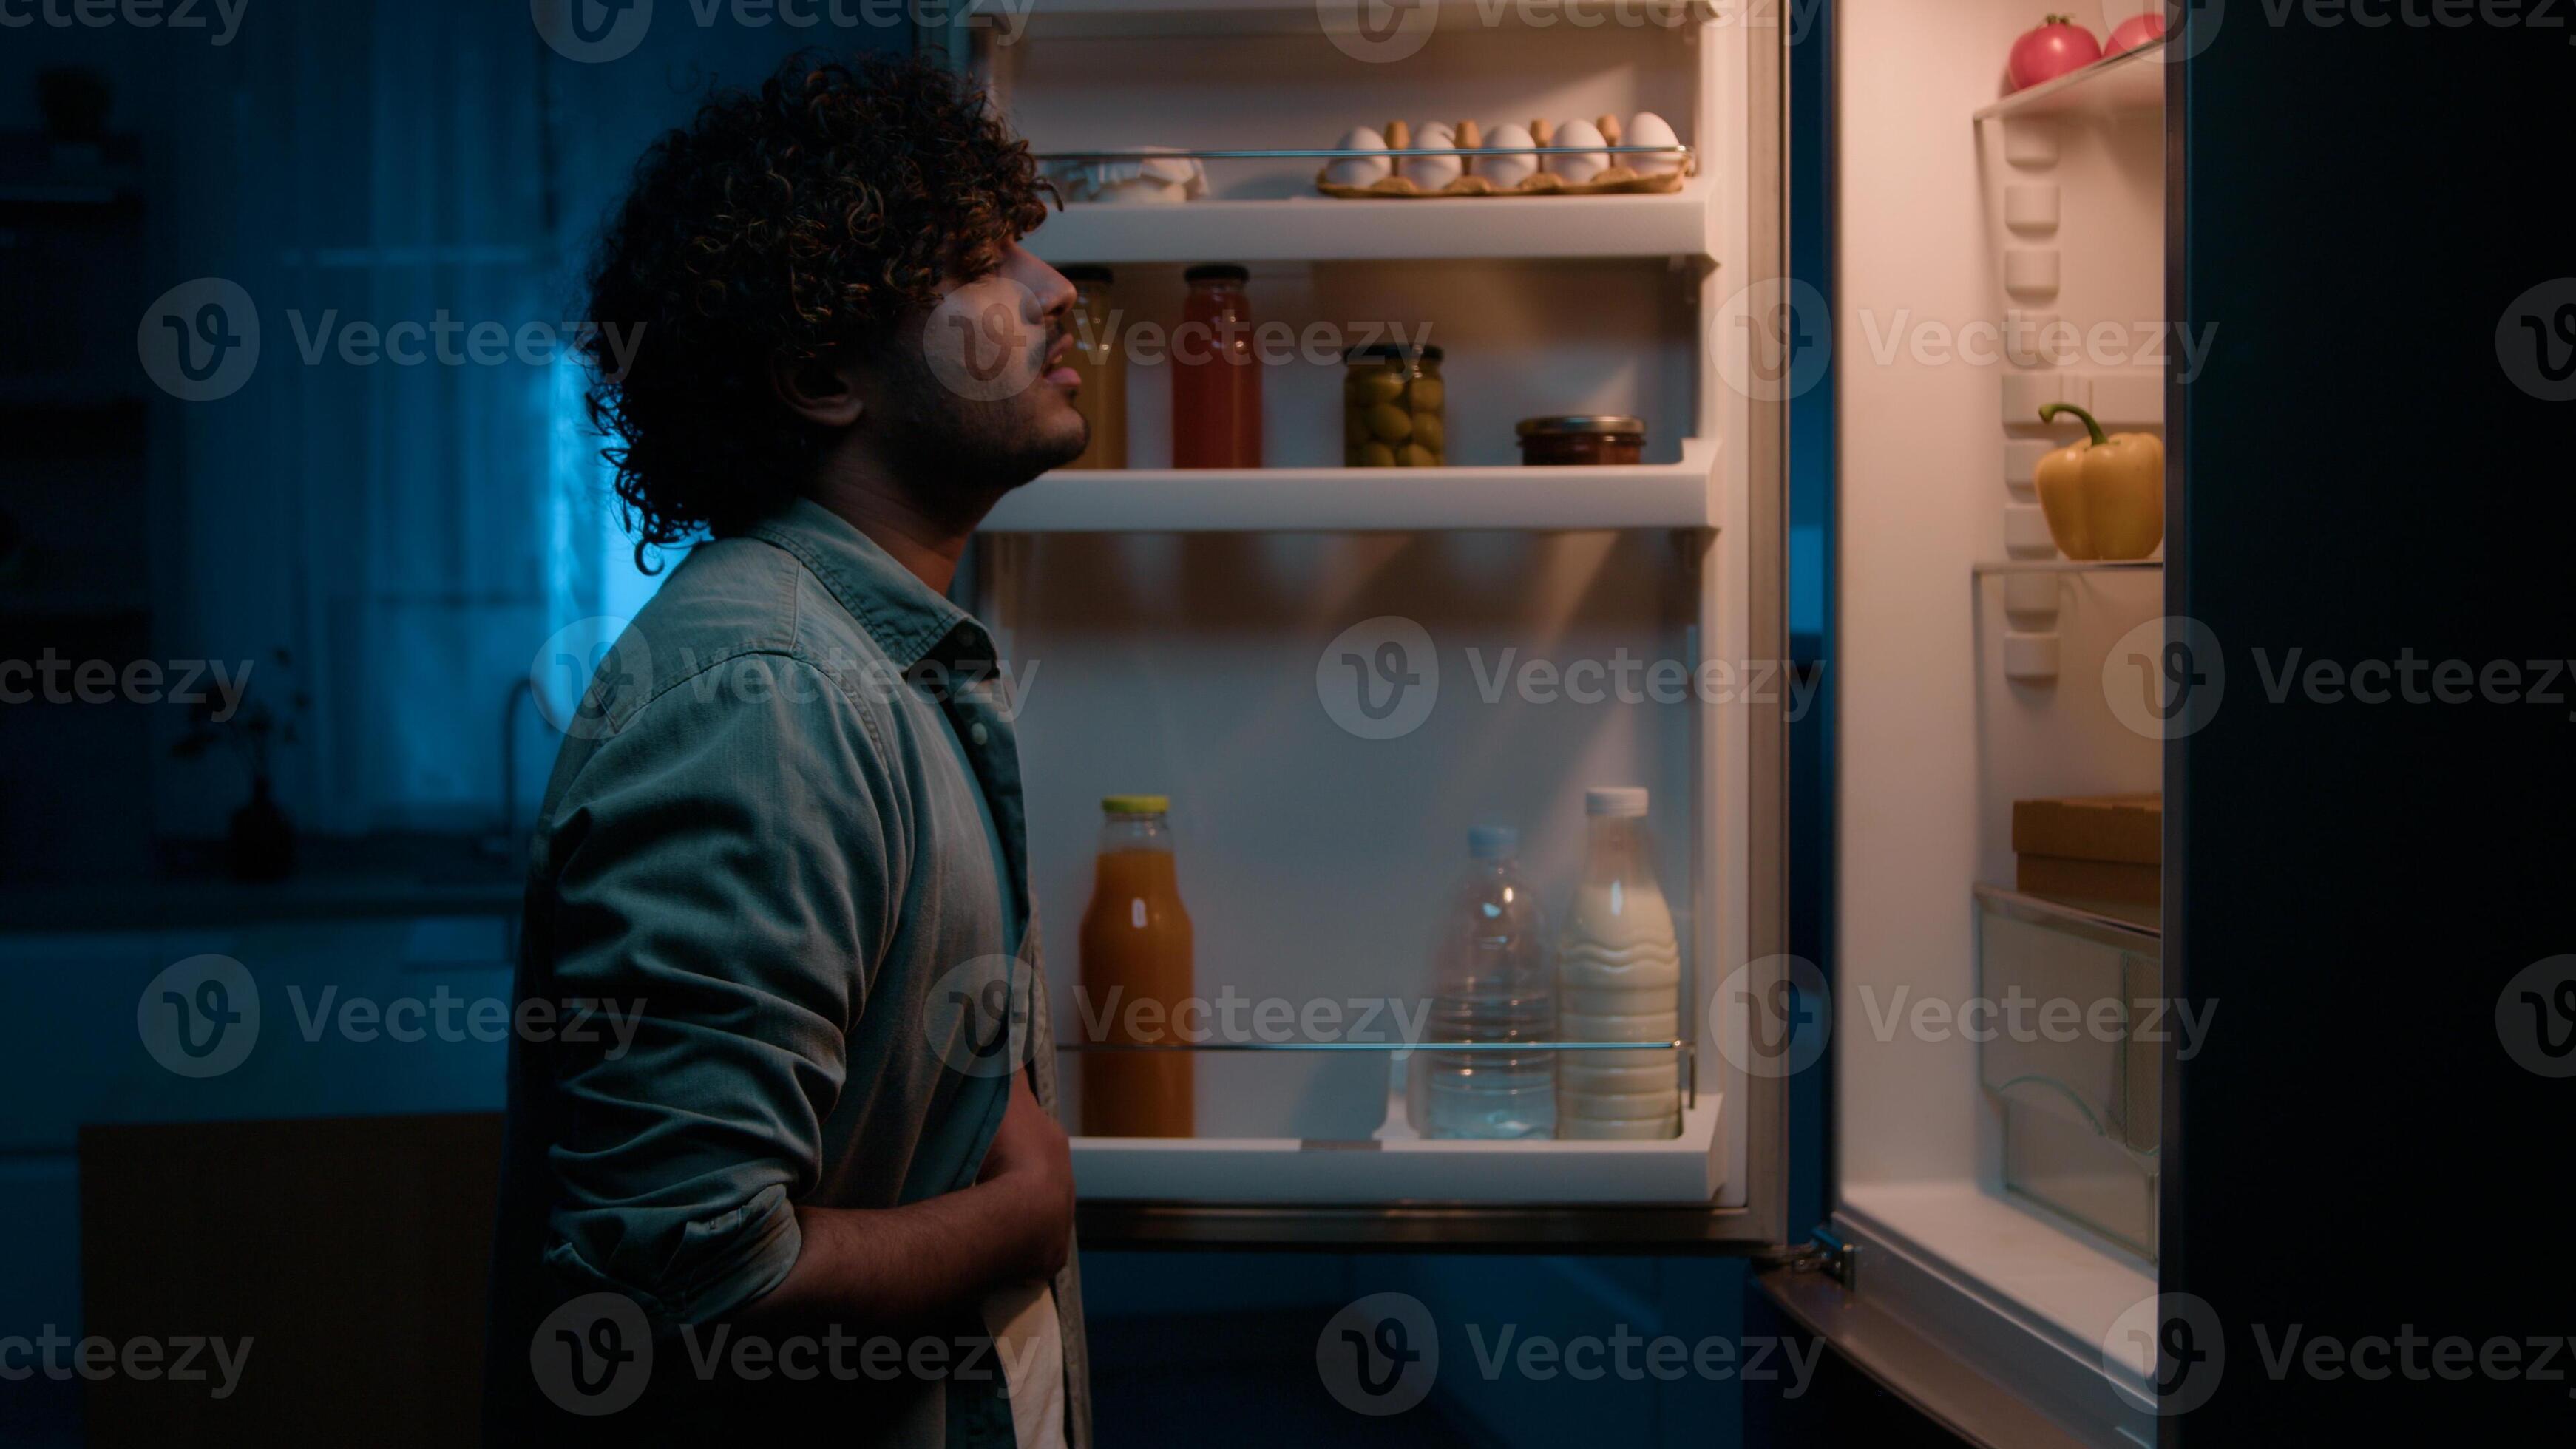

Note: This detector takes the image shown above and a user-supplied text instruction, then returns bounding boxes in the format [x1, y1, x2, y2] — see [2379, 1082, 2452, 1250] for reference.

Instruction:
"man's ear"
[769, 353, 867, 429]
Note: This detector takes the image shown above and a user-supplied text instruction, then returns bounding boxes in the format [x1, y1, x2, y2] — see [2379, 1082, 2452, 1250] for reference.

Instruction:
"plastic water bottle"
[1409, 826, 1557, 1139]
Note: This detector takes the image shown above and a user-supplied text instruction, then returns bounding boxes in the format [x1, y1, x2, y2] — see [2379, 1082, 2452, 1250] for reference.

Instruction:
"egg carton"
[1314, 117, 1694, 200]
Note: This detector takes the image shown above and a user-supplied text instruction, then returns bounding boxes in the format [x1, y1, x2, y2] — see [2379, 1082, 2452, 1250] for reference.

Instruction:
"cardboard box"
[2013, 793, 2161, 907]
[2015, 853, 2160, 906]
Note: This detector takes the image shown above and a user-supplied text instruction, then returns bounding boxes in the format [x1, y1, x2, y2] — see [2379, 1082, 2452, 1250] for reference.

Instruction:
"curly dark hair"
[580, 52, 1053, 563]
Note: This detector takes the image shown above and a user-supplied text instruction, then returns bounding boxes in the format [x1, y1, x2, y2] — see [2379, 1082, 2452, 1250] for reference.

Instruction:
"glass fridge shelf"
[1054, 1039, 1700, 1110]
[1972, 557, 2163, 576]
[1973, 37, 2171, 123]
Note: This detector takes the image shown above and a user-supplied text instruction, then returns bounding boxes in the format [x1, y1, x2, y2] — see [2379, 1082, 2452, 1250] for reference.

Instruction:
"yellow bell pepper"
[2032, 402, 2164, 561]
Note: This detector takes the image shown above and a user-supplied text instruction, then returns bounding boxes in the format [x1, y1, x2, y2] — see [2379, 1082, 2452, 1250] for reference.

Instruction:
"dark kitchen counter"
[0, 832, 523, 932]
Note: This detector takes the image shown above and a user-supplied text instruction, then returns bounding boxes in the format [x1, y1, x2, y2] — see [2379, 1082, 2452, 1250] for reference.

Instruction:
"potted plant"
[169, 648, 310, 882]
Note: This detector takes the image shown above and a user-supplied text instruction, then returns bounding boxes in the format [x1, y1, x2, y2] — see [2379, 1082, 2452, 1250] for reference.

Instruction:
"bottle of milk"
[1556, 787, 1683, 1138]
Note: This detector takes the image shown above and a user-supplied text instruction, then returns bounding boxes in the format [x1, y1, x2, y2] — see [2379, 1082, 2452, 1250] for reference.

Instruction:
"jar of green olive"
[1343, 343, 1445, 467]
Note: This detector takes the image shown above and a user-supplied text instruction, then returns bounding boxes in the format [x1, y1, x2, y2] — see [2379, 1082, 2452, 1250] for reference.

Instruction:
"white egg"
[1548, 118, 1610, 185]
[1625, 111, 1682, 177]
[1403, 122, 1462, 191]
[1326, 126, 1392, 188]
[1477, 121, 1539, 189]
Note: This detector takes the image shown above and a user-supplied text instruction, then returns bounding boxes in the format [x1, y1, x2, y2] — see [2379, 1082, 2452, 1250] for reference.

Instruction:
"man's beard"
[876, 336, 1088, 520]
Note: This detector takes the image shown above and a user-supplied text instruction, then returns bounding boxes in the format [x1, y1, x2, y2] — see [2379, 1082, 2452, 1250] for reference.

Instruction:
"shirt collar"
[742, 496, 980, 670]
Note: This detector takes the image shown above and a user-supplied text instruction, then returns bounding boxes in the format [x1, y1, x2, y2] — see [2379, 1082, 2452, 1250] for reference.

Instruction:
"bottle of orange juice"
[1077, 795, 1194, 1136]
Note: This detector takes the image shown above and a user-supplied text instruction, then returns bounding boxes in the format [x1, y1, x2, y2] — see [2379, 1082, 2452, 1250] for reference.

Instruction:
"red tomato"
[2007, 15, 2104, 91]
[2106, 10, 2166, 55]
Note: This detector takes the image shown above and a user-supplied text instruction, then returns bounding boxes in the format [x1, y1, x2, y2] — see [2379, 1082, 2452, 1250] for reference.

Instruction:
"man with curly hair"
[485, 52, 1092, 1447]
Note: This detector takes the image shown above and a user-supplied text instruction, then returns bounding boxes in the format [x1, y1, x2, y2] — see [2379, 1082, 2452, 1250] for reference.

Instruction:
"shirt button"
[969, 722, 990, 745]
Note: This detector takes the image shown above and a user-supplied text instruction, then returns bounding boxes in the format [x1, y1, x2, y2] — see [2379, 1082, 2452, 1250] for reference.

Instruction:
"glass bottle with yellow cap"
[1077, 795, 1194, 1136]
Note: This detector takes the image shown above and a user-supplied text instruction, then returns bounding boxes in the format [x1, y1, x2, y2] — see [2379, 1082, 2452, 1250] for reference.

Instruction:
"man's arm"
[744, 1071, 1071, 1331]
[537, 651, 1056, 1335]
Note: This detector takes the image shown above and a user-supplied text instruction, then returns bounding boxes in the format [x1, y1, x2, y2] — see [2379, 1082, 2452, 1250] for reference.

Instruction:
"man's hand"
[978, 1070, 1074, 1281]
[747, 1069, 1074, 1334]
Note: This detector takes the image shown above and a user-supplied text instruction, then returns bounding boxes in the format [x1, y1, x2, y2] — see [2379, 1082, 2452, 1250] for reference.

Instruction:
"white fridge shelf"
[1973, 39, 2169, 123]
[983, 441, 1722, 532]
[1071, 1093, 1727, 1204]
[1026, 187, 1719, 265]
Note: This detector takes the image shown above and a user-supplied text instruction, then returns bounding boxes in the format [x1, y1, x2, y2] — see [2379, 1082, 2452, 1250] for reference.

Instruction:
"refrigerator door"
[948, 0, 1795, 1250]
[1766, 0, 2173, 1442]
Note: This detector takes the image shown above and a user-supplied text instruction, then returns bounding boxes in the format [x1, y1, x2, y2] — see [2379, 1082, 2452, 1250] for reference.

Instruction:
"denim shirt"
[485, 498, 1086, 1448]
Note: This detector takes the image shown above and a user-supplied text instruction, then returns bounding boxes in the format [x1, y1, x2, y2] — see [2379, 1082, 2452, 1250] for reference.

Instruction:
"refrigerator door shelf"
[1068, 1091, 1723, 1204]
[984, 440, 1725, 532]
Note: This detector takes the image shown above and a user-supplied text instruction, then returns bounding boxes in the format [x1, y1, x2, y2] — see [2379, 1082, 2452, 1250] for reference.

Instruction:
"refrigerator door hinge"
[1762, 1228, 1859, 1290]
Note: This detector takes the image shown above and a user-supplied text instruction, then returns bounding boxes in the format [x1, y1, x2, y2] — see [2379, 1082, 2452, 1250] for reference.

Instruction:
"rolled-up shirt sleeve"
[533, 652, 895, 1329]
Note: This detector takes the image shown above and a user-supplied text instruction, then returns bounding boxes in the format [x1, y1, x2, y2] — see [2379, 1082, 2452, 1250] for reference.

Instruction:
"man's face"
[880, 241, 1088, 501]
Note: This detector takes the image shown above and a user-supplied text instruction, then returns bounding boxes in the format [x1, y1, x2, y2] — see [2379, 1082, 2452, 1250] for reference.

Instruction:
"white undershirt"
[981, 1279, 1067, 1449]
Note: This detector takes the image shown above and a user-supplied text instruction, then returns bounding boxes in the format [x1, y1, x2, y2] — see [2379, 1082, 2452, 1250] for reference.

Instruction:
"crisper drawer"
[1973, 886, 2161, 1260]
[1061, 1045, 1726, 1205]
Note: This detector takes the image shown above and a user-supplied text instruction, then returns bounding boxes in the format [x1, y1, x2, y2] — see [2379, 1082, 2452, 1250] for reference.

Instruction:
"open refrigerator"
[946, 1, 2180, 1441]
